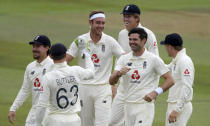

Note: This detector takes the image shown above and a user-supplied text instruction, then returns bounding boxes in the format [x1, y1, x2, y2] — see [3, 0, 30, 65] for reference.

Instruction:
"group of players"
[8, 4, 195, 126]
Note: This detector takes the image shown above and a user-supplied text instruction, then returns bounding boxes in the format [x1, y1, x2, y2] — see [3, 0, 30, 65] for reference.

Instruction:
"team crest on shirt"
[184, 69, 190, 76]
[42, 68, 46, 75]
[102, 44, 105, 52]
[130, 70, 141, 83]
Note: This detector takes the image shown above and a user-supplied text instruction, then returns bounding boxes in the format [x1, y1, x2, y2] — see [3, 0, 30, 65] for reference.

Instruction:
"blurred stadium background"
[0, 0, 210, 125]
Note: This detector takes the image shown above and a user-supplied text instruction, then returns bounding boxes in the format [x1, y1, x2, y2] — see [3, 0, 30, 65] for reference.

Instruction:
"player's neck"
[172, 50, 179, 58]
[126, 23, 139, 31]
[133, 48, 145, 56]
[53, 58, 66, 63]
[90, 32, 102, 43]
[37, 55, 48, 63]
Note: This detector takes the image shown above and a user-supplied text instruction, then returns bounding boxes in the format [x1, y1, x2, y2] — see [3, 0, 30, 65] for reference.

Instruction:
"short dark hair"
[128, 27, 147, 40]
[50, 43, 67, 60]
[89, 10, 105, 19]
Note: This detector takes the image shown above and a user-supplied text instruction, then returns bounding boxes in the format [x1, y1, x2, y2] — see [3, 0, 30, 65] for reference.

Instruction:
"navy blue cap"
[121, 4, 141, 15]
[29, 35, 51, 47]
[50, 43, 67, 59]
[160, 33, 183, 46]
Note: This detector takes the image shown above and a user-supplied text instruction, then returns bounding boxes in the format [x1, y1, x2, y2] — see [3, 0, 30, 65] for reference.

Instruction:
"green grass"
[1, 0, 210, 126]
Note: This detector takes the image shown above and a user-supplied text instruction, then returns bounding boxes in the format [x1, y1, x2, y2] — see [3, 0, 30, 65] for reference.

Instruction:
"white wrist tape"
[155, 87, 163, 95]
[90, 13, 105, 20]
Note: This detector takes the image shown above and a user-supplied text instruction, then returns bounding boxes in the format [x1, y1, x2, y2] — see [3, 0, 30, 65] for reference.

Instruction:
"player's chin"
[33, 55, 40, 60]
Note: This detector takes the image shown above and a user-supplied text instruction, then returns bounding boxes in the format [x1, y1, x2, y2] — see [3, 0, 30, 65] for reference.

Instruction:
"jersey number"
[56, 85, 78, 109]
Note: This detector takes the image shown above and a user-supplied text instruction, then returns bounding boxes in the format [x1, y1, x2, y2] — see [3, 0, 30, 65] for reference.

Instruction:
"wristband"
[155, 87, 163, 95]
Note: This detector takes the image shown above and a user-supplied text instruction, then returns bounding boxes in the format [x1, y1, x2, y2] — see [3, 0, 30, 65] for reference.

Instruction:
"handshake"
[76, 37, 91, 59]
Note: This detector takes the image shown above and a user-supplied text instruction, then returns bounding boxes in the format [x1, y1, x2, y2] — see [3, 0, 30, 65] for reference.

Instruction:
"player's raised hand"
[143, 91, 158, 102]
[8, 111, 16, 124]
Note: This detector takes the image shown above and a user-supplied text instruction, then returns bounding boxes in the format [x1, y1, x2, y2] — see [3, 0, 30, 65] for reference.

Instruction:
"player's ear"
[89, 19, 93, 26]
[143, 38, 147, 45]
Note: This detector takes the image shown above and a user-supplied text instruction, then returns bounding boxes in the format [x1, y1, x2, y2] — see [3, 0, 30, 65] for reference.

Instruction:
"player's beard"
[130, 43, 141, 52]
[33, 51, 40, 60]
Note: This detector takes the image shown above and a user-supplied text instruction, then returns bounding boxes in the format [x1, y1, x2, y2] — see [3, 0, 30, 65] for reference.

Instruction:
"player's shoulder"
[178, 53, 193, 65]
[139, 25, 155, 36]
[26, 60, 37, 69]
[146, 50, 161, 61]
[119, 52, 132, 60]
[76, 33, 89, 40]
[119, 29, 128, 35]
[102, 32, 117, 43]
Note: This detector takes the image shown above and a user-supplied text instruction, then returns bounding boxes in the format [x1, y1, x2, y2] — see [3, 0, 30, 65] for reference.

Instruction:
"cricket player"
[160, 33, 194, 126]
[66, 10, 124, 126]
[35, 43, 95, 126]
[109, 28, 174, 126]
[110, 4, 159, 126]
[8, 35, 53, 126]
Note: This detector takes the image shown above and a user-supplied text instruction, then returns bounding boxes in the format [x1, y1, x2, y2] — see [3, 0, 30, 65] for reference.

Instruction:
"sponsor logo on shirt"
[34, 78, 41, 87]
[34, 78, 43, 91]
[153, 41, 157, 46]
[130, 70, 141, 83]
[184, 69, 190, 76]
[91, 54, 100, 67]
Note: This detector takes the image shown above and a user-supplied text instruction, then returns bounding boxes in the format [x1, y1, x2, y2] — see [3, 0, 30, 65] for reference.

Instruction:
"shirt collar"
[125, 23, 142, 32]
[53, 61, 68, 68]
[36, 56, 51, 66]
[172, 48, 186, 63]
[130, 48, 148, 60]
[87, 32, 105, 44]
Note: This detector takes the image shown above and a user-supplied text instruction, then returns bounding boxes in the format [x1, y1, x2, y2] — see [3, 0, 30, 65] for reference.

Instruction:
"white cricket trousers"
[109, 92, 125, 126]
[25, 108, 36, 126]
[165, 102, 192, 126]
[79, 84, 112, 126]
[43, 113, 81, 126]
[125, 102, 154, 126]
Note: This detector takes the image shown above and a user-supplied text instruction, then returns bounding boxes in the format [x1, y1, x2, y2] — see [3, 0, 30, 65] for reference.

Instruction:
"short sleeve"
[180, 60, 194, 86]
[154, 56, 169, 76]
[115, 56, 125, 71]
[146, 31, 159, 56]
[111, 38, 125, 58]
[67, 41, 79, 58]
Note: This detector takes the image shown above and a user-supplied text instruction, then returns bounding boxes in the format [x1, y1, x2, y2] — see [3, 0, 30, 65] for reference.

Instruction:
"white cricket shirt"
[10, 56, 53, 111]
[67, 32, 124, 85]
[167, 48, 194, 112]
[115, 49, 168, 103]
[118, 24, 159, 55]
[37, 61, 94, 114]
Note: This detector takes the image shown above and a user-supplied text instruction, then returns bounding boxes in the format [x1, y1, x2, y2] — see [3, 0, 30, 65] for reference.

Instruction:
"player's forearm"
[160, 72, 174, 92]
[175, 84, 192, 113]
[66, 54, 74, 64]
[109, 71, 121, 85]
[10, 87, 31, 111]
